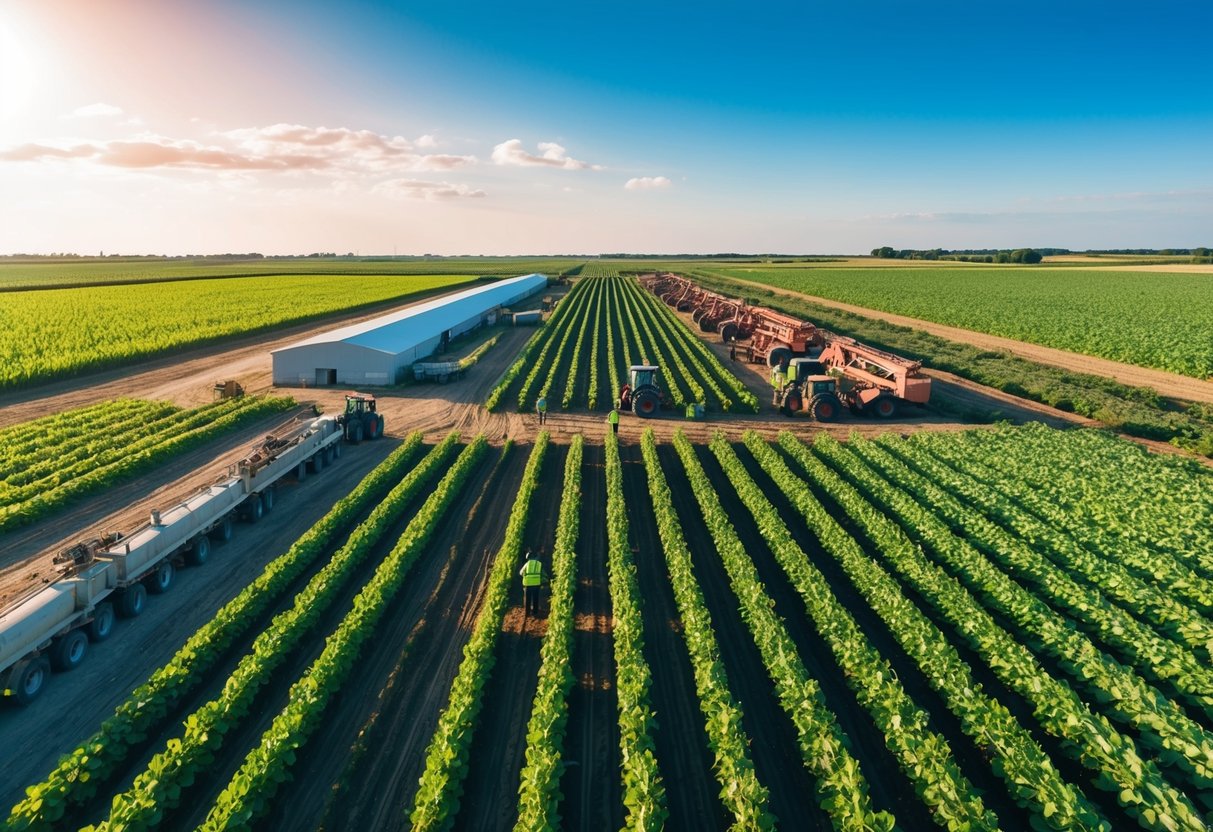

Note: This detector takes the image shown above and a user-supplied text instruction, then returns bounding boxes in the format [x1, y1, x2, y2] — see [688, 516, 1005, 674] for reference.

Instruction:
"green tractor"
[618, 365, 667, 417]
[338, 393, 385, 443]
[778, 358, 842, 421]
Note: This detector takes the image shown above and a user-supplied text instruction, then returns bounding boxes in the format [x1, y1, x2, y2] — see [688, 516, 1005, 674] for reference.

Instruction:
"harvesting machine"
[777, 336, 931, 420]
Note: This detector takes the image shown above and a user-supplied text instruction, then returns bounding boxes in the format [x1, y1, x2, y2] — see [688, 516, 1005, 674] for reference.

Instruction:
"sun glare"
[0, 10, 43, 120]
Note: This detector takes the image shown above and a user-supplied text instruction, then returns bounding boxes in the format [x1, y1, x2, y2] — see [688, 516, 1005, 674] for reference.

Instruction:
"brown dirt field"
[720, 274, 1213, 401]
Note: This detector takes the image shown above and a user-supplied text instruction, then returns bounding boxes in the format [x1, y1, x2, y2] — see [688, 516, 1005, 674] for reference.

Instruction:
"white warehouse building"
[271, 273, 547, 387]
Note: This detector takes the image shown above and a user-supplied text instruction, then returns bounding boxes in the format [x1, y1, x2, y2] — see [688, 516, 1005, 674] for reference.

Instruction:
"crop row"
[603, 430, 668, 828]
[514, 435, 584, 831]
[707, 433, 999, 830]
[4, 432, 428, 831]
[809, 435, 1207, 831]
[90, 433, 462, 831]
[639, 430, 775, 828]
[0, 274, 477, 389]
[409, 434, 550, 830]
[0, 396, 295, 533]
[0, 399, 174, 476]
[671, 431, 894, 831]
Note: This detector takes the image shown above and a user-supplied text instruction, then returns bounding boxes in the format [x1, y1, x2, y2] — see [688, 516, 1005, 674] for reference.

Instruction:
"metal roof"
[272, 273, 547, 357]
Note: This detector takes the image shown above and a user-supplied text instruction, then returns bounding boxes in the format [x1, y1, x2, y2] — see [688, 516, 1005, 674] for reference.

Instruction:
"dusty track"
[720, 274, 1213, 403]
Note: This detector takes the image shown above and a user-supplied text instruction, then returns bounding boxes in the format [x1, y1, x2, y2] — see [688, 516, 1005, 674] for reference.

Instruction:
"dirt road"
[722, 275, 1213, 403]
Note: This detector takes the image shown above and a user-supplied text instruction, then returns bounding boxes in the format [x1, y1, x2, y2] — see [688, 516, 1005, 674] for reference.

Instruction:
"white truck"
[0, 412, 346, 705]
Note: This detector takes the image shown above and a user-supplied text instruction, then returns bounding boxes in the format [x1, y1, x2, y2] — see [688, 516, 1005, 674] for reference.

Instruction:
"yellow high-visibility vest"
[521, 559, 543, 587]
[607, 409, 620, 425]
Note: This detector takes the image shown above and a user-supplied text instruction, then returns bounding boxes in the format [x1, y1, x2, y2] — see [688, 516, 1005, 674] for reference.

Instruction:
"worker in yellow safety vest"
[536, 395, 548, 426]
[519, 550, 545, 615]
[771, 364, 787, 405]
[607, 406, 620, 435]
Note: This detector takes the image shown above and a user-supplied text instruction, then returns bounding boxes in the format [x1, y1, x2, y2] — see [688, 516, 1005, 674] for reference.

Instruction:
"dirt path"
[558, 442, 624, 831]
[0, 436, 397, 812]
[453, 444, 567, 832]
[295, 446, 522, 832]
[721, 275, 1213, 403]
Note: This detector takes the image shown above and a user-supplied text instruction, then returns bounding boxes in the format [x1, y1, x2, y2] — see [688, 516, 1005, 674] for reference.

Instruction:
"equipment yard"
[2, 269, 1211, 832]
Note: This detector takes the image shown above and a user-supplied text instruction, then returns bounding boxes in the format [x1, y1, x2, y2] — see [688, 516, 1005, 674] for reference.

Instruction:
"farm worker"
[519, 551, 545, 615]
[607, 407, 620, 435]
[536, 395, 548, 425]
[771, 365, 787, 405]
[729, 339, 737, 361]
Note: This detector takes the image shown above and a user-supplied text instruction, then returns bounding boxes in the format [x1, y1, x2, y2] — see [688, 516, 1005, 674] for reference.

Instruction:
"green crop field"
[705, 266, 1213, 379]
[0, 257, 581, 290]
[0, 274, 480, 389]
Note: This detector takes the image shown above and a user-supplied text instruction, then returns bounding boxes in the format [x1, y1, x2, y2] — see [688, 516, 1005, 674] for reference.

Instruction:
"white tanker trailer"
[0, 412, 347, 705]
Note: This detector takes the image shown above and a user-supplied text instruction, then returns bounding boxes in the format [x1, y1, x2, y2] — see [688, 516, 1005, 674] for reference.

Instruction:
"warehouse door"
[315, 368, 337, 386]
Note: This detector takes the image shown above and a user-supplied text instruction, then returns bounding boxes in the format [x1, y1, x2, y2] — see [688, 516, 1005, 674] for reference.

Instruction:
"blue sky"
[1, 0, 1209, 254]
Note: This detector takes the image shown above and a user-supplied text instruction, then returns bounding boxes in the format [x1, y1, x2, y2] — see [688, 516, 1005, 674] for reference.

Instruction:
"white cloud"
[624, 176, 672, 190]
[68, 102, 124, 119]
[416, 134, 438, 148]
[491, 138, 601, 170]
[374, 178, 486, 200]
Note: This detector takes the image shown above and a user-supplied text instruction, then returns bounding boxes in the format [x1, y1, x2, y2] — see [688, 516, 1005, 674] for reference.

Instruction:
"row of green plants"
[408, 434, 549, 829]
[89, 433, 462, 831]
[542, 280, 599, 409]
[4, 432, 427, 831]
[639, 430, 775, 829]
[197, 436, 489, 831]
[507, 280, 594, 411]
[0, 395, 295, 532]
[560, 281, 600, 408]
[749, 433, 1107, 830]
[925, 426, 1213, 579]
[603, 430, 669, 829]
[860, 437, 1213, 715]
[1, 274, 477, 389]
[670, 431, 894, 831]
[0, 399, 175, 477]
[618, 275, 702, 406]
[911, 434, 1213, 615]
[513, 435, 584, 831]
[807, 435, 1208, 831]
[587, 281, 606, 409]
[881, 438, 1212, 658]
[708, 434, 999, 830]
[633, 278, 759, 412]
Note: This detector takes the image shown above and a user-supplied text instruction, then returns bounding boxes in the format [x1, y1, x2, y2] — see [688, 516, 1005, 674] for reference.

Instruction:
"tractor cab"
[787, 357, 824, 384]
[619, 365, 665, 417]
[339, 392, 385, 443]
[804, 375, 837, 397]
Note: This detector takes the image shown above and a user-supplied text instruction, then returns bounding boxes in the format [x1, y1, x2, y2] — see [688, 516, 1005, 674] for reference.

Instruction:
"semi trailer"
[0, 411, 350, 705]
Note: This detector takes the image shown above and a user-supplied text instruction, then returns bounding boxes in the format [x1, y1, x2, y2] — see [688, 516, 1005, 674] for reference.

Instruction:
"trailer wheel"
[186, 536, 211, 566]
[245, 494, 265, 523]
[720, 322, 739, 344]
[873, 397, 898, 419]
[88, 603, 115, 642]
[118, 584, 147, 618]
[309, 452, 325, 473]
[209, 516, 234, 544]
[767, 347, 793, 368]
[51, 631, 89, 671]
[149, 561, 175, 594]
[295, 460, 308, 481]
[261, 486, 276, 513]
[331, 441, 342, 460]
[10, 657, 50, 705]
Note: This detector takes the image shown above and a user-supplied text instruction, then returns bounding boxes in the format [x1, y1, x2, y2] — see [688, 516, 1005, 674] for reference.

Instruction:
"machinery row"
[640, 273, 931, 421]
[0, 394, 385, 705]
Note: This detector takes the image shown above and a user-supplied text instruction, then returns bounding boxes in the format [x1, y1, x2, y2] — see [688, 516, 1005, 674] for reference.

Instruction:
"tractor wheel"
[781, 390, 802, 416]
[149, 560, 175, 594]
[349, 421, 364, 444]
[873, 397, 898, 419]
[118, 583, 147, 618]
[10, 657, 50, 705]
[375, 415, 385, 438]
[209, 516, 234, 544]
[809, 393, 842, 422]
[51, 630, 89, 672]
[88, 603, 115, 642]
[186, 535, 211, 566]
[767, 347, 793, 368]
[633, 389, 660, 417]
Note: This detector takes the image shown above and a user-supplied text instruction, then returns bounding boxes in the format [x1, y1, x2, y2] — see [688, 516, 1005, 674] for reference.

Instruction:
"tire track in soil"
[274, 445, 526, 832]
[687, 444, 938, 830]
[736, 441, 1035, 829]
[559, 441, 624, 832]
[452, 443, 568, 832]
[656, 444, 834, 831]
[0, 437, 398, 814]
[98, 444, 455, 831]
[619, 442, 730, 831]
